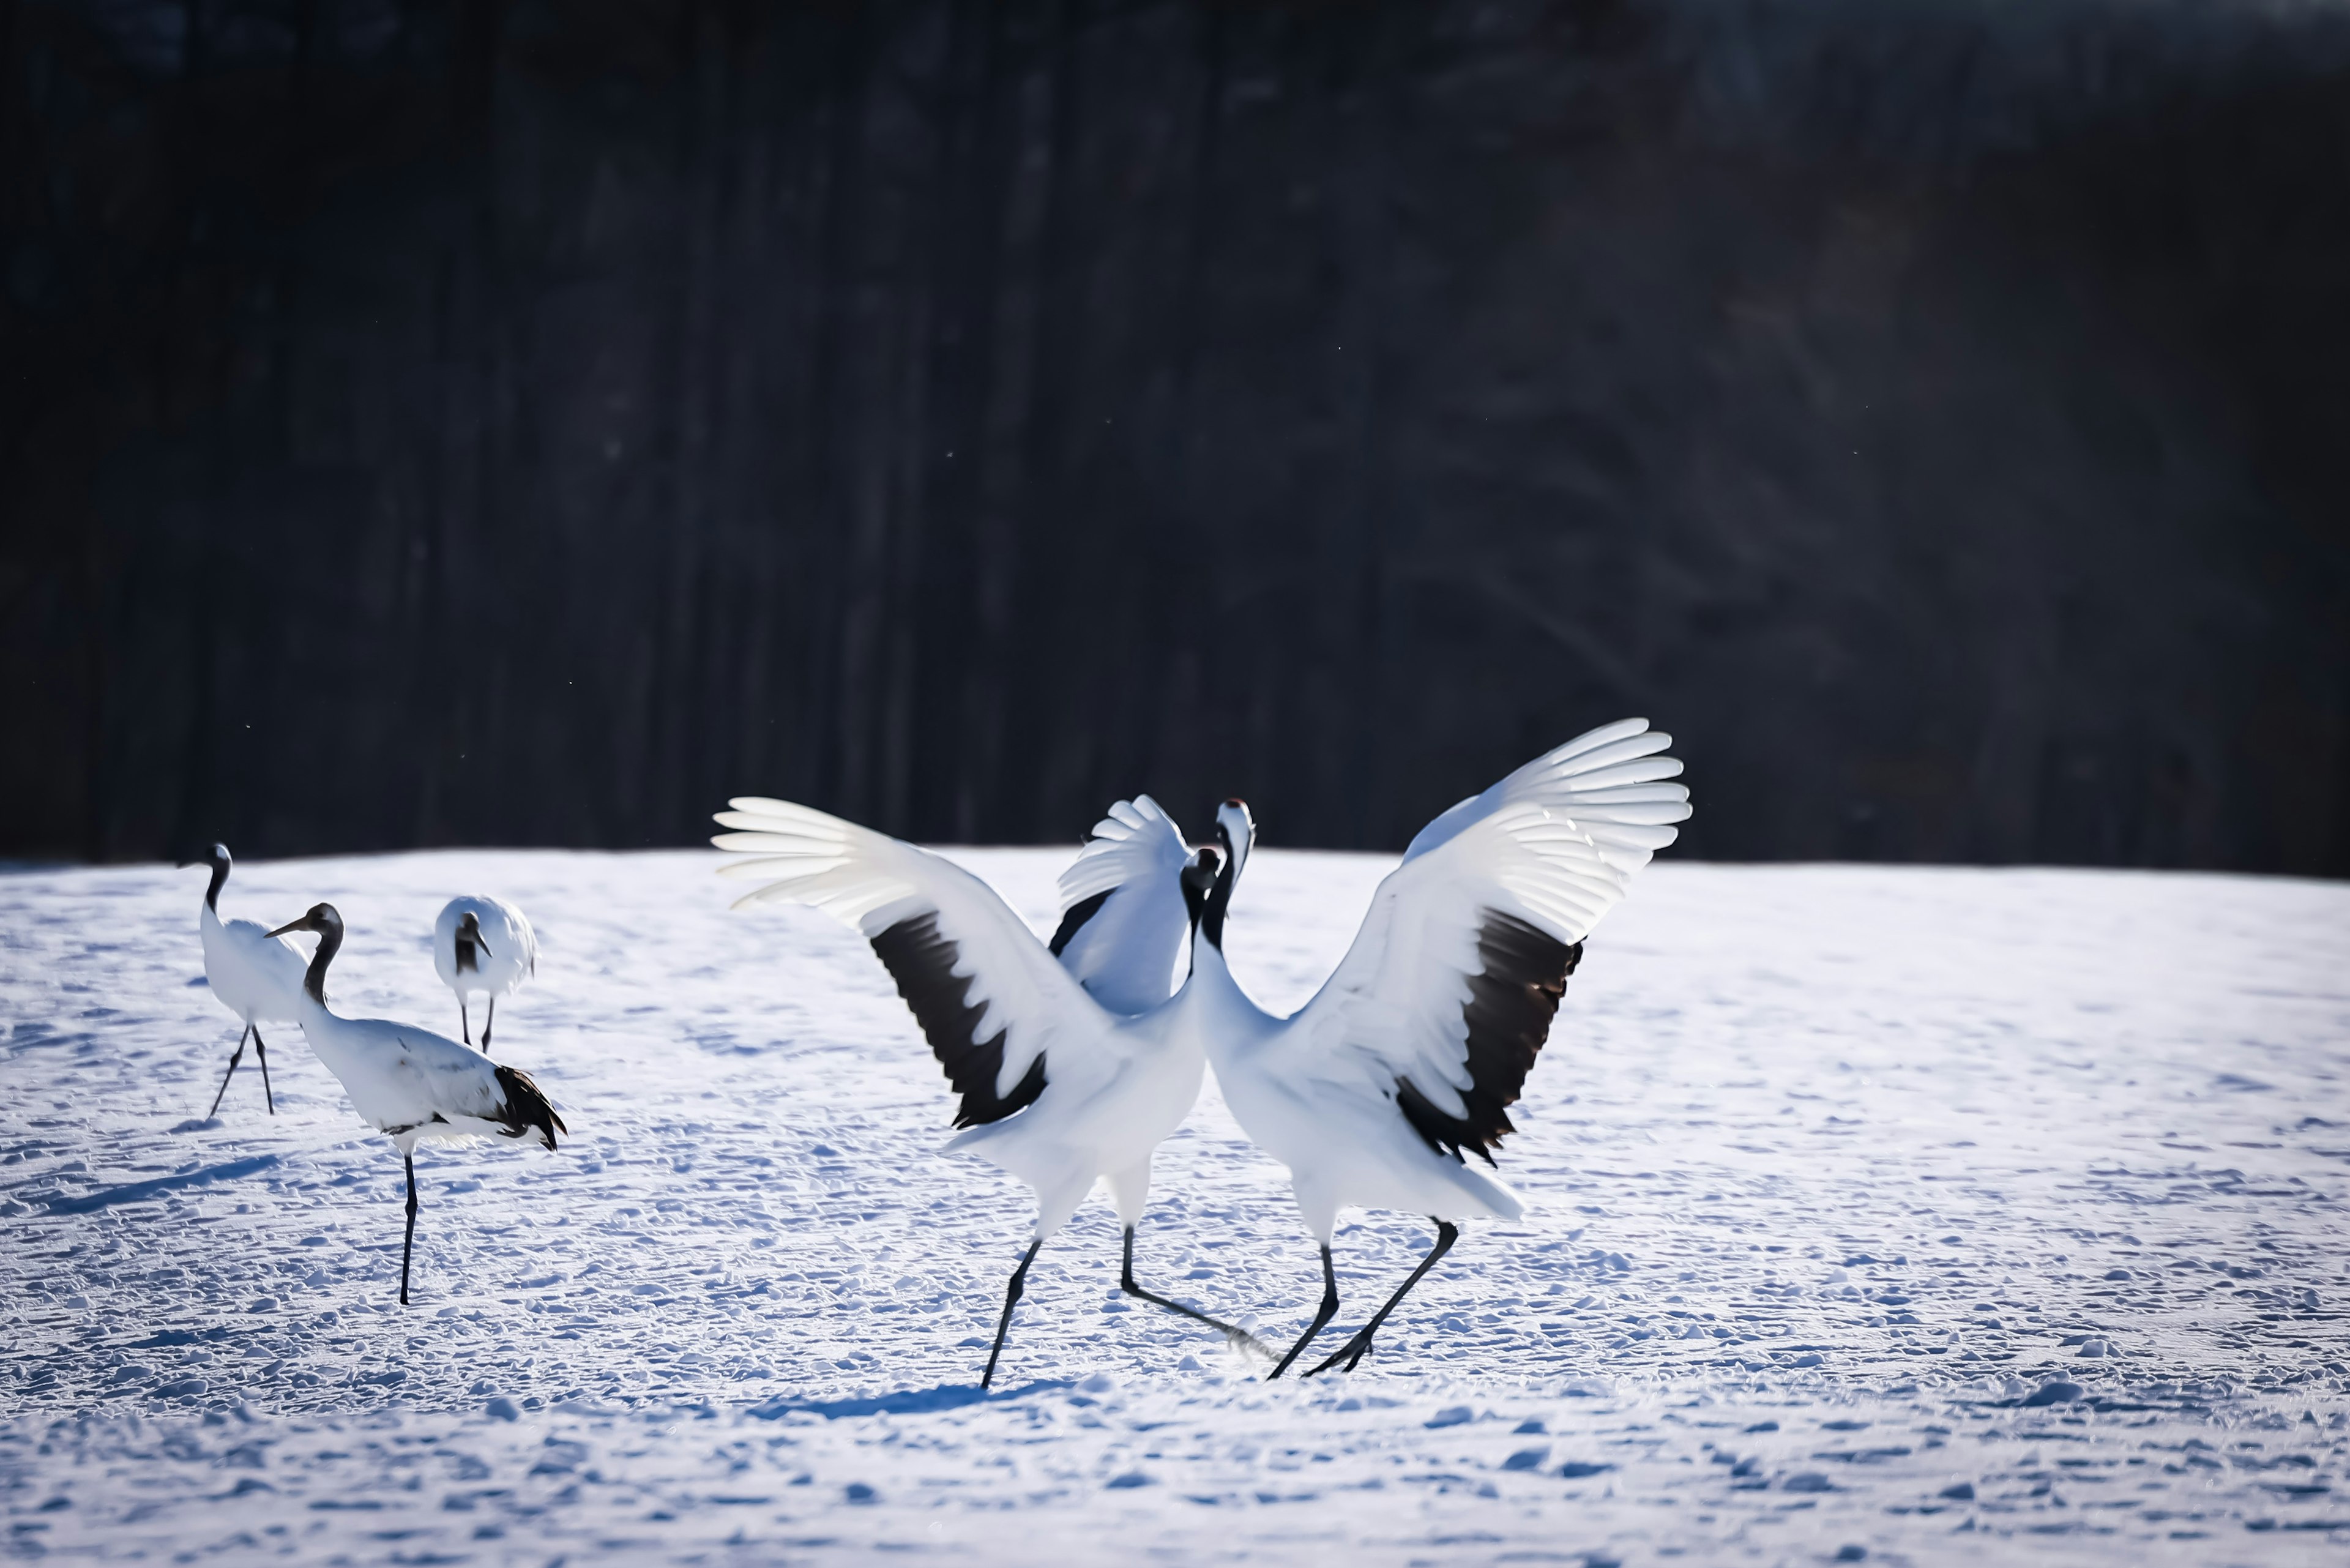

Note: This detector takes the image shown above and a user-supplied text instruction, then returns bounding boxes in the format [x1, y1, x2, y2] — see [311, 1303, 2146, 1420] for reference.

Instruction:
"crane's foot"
[1119, 1226, 1274, 1360]
[1303, 1327, 1375, 1378]
[207, 1026, 251, 1119]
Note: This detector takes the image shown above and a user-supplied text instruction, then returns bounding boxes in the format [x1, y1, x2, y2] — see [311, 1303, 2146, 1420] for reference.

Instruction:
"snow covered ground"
[2, 848, 2345, 1565]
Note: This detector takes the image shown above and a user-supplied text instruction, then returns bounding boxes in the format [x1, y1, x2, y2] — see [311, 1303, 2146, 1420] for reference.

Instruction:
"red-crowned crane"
[266, 903, 565, 1305]
[180, 844, 306, 1118]
[432, 895, 537, 1051]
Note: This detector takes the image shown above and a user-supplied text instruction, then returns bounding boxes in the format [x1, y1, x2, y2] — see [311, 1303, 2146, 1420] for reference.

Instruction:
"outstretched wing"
[1403, 716, 1690, 876]
[713, 799, 1116, 1128]
[1281, 723, 1691, 1164]
[1049, 794, 1193, 1015]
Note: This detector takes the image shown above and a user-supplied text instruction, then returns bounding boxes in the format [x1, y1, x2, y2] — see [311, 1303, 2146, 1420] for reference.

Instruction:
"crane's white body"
[949, 1006, 1206, 1238]
[1187, 938, 1524, 1239]
[433, 896, 536, 1006]
[198, 889, 307, 1028]
[186, 845, 308, 1116]
[1081, 719, 1695, 1244]
[714, 801, 1205, 1239]
[293, 992, 541, 1156]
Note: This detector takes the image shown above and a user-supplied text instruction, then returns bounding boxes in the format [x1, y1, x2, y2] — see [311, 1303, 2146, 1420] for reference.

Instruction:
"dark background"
[6, 0, 2348, 872]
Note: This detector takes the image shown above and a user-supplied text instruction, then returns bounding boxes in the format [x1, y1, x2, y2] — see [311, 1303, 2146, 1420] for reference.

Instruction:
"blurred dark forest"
[5, 0, 2349, 871]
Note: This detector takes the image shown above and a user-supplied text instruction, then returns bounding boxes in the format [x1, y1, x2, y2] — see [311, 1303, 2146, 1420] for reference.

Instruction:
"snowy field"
[2, 848, 2346, 1566]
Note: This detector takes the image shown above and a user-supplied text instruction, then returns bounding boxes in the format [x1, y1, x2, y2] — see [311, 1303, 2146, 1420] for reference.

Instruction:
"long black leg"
[483, 996, 496, 1051]
[458, 999, 471, 1045]
[1305, 1219, 1458, 1378]
[1268, 1245, 1340, 1380]
[254, 1026, 275, 1115]
[399, 1153, 420, 1307]
[980, 1238, 1043, 1391]
[1120, 1226, 1270, 1358]
[207, 1026, 250, 1118]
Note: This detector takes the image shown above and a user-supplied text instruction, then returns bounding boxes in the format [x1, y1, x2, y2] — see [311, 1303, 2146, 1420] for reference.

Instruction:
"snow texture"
[2, 849, 2346, 1564]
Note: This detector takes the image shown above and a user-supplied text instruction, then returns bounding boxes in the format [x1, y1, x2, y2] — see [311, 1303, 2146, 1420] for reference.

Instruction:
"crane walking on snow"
[180, 843, 307, 1118]
[433, 895, 537, 1051]
[265, 903, 566, 1305]
[1070, 719, 1693, 1376]
[709, 797, 1264, 1388]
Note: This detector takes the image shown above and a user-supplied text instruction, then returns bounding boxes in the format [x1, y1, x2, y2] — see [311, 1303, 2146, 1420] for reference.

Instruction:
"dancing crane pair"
[186, 718, 1687, 1383]
[714, 717, 1692, 1385]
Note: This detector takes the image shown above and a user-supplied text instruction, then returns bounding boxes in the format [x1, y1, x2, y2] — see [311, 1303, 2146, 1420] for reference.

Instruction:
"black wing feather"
[1397, 911, 1580, 1166]
[492, 1064, 567, 1151]
[1047, 889, 1114, 958]
[870, 912, 1048, 1129]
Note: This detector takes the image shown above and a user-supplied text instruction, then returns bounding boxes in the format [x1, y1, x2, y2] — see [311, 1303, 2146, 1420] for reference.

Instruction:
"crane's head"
[1190, 800, 1256, 952]
[176, 844, 233, 909]
[1179, 845, 1224, 931]
[266, 903, 345, 1004]
[267, 902, 341, 943]
[457, 910, 492, 959]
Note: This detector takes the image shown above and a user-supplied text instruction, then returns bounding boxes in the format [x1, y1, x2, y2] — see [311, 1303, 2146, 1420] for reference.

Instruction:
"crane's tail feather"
[494, 1064, 567, 1151]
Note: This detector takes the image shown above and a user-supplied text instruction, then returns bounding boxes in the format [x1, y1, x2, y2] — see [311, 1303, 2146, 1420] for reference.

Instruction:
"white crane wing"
[1049, 794, 1193, 1014]
[315, 1017, 562, 1149]
[714, 799, 1117, 1127]
[1402, 716, 1692, 876]
[398, 1029, 521, 1119]
[1281, 724, 1692, 1163]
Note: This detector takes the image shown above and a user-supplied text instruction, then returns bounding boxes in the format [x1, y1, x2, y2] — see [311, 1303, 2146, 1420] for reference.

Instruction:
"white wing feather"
[714, 798, 1115, 1098]
[1282, 723, 1690, 1119]
[1283, 807, 1622, 1117]
[1402, 717, 1692, 875]
[1051, 794, 1193, 1014]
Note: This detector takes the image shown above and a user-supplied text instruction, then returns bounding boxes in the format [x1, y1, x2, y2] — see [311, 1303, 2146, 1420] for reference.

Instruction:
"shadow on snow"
[43, 1154, 280, 1215]
[750, 1379, 1076, 1420]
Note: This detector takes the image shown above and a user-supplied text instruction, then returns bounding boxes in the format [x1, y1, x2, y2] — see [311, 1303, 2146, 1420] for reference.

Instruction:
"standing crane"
[265, 903, 565, 1305]
[179, 844, 306, 1118]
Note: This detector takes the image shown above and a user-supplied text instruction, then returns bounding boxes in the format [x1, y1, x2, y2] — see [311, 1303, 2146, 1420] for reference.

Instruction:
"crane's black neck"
[304, 920, 343, 1004]
[204, 853, 228, 913]
[1180, 848, 1226, 952]
[1201, 848, 1235, 951]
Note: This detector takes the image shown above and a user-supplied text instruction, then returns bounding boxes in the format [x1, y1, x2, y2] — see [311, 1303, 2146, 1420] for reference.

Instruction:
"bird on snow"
[264, 903, 565, 1306]
[1072, 718, 1692, 1376]
[709, 798, 1264, 1388]
[433, 895, 537, 1051]
[179, 843, 307, 1118]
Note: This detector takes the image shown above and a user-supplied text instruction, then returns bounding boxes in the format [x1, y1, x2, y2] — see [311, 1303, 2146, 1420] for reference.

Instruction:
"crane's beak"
[474, 933, 493, 957]
[264, 916, 308, 939]
[1215, 799, 1255, 884]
